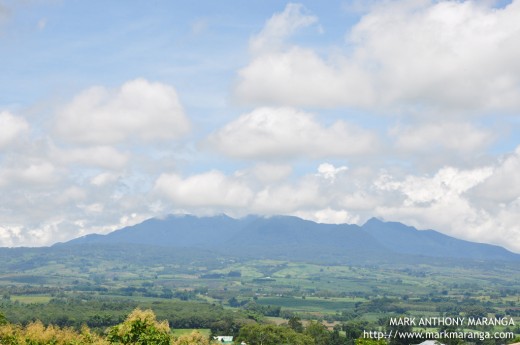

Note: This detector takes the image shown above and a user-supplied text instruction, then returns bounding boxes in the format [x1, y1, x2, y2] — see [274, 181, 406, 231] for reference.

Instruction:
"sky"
[1, 0, 520, 252]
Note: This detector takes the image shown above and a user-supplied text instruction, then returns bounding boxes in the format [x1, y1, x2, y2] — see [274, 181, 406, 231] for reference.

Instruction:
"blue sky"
[1, 0, 520, 252]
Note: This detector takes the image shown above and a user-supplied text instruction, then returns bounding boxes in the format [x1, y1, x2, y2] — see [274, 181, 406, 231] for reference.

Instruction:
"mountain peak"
[62, 214, 519, 263]
[364, 217, 385, 226]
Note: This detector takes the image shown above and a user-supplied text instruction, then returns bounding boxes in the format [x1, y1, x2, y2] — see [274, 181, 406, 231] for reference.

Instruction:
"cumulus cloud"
[390, 122, 494, 153]
[248, 163, 293, 184]
[206, 107, 378, 159]
[153, 163, 360, 222]
[90, 172, 120, 187]
[1, 2, 519, 253]
[252, 180, 324, 214]
[2, 148, 520, 252]
[371, 160, 520, 251]
[236, 1, 520, 111]
[235, 48, 374, 107]
[0, 226, 23, 247]
[51, 145, 129, 170]
[0, 111, 29, 149]
[470, 146, 520, 203]
[54, 79, 190, 145]
[317, 163, 348, 181]
[0, 161, 57, 188]
[375, 166, 493, 207]
[150, 149, 520, 252]
[250, 3, 318, 54]
[293, 208, 360, 225]
[0, 78, 194, 247]
[154, 171, 254, 209]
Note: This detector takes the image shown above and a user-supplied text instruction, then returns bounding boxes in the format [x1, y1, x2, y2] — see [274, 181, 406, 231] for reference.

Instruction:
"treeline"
[0, 308, 217, 345]
[0, 308, 378, 345]
[2, 309, 519, 345]
[0, 297, 252, 333]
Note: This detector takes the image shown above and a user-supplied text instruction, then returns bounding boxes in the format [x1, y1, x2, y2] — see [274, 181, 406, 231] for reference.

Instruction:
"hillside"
[61, 214, 520, 263]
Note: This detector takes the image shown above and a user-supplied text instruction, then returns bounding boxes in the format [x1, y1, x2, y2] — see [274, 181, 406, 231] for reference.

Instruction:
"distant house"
[213, 336, 234, 344]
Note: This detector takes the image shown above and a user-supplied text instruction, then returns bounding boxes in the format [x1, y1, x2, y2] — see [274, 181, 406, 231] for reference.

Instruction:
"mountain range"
[60, 214, 520, 264]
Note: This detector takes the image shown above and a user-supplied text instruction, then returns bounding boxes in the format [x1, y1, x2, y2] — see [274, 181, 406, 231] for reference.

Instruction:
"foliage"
[0, 322, 108, 345]
[0, 310, 7, 325]
[355, 338, 387, 345]
[106, 308, 170, 345]
[0, 310, 217, 345]
[0, 297, 250, 331]
[288, 316, 304, 333]
[236, 324, 314, 345]
[304, 321, 330, 345]
[173, 331, 212, 345]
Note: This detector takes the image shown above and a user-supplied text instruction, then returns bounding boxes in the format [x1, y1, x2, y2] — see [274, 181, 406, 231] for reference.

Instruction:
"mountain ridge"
[59, 214, 520, 263]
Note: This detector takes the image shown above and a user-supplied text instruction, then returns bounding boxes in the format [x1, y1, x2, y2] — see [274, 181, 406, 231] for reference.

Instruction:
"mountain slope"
[362, 218, 518, 261]
[62, 214, 520, 263]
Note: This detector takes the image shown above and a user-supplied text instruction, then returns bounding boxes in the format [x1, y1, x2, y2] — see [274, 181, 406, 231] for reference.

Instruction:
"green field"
[0, 246, 519, 342]
[9, 295, 52, 304]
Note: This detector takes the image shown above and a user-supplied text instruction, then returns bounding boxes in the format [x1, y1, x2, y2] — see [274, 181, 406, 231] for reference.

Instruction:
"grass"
[10, 295, 52, 304]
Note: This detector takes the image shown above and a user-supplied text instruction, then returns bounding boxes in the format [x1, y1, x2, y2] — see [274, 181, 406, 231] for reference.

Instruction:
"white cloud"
[377, 166, 493, 206]
[1, 149, 519, 252]
[90, 172, 120, 186]
[340, 191, 380, 211]
[250, 3, 318, 54]
[470, 146, 520, 203]
[372, 163, 520, 251]
[235, 48, 374, 107]
[349, 0, 520, 110]
[1, 2, 519, 253]
[236, 1, 520, 111]
[293, 208, 360, 225]
[0, 79, 192, 247]
[53, 145, 129, 170]
[390, 122, 494, 153]
[252, 180, 324, 214]
[154, 171, 254, 209]
[0, 111, 29, 149]
[0, 161, 57, 187]
[56, 187, 87, 204]
[54, 79, 190, 145]
[206, 107, 378, 159]
[249, 163, 293, 184]
[0, 226, 23, 247]
[317, 163, 348, 181]
[149, 151, 520, 252]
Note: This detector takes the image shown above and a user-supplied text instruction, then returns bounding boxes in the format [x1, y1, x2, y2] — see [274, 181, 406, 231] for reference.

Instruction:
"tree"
[304, 321, 330, 345]
[0, 311, 7, 325]
[107, 308, 171, 345]
[343, 320, 368, 345]
[236, 324, 313, 345]
[288, 316, 304, 333]
[174, 331, 212, 345]
[330, 325, 346, 345]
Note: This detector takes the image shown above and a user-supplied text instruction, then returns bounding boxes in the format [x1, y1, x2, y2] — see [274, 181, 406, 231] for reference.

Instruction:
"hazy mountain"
[362, 218, 517, 261]
[61, 215, 520, 263]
